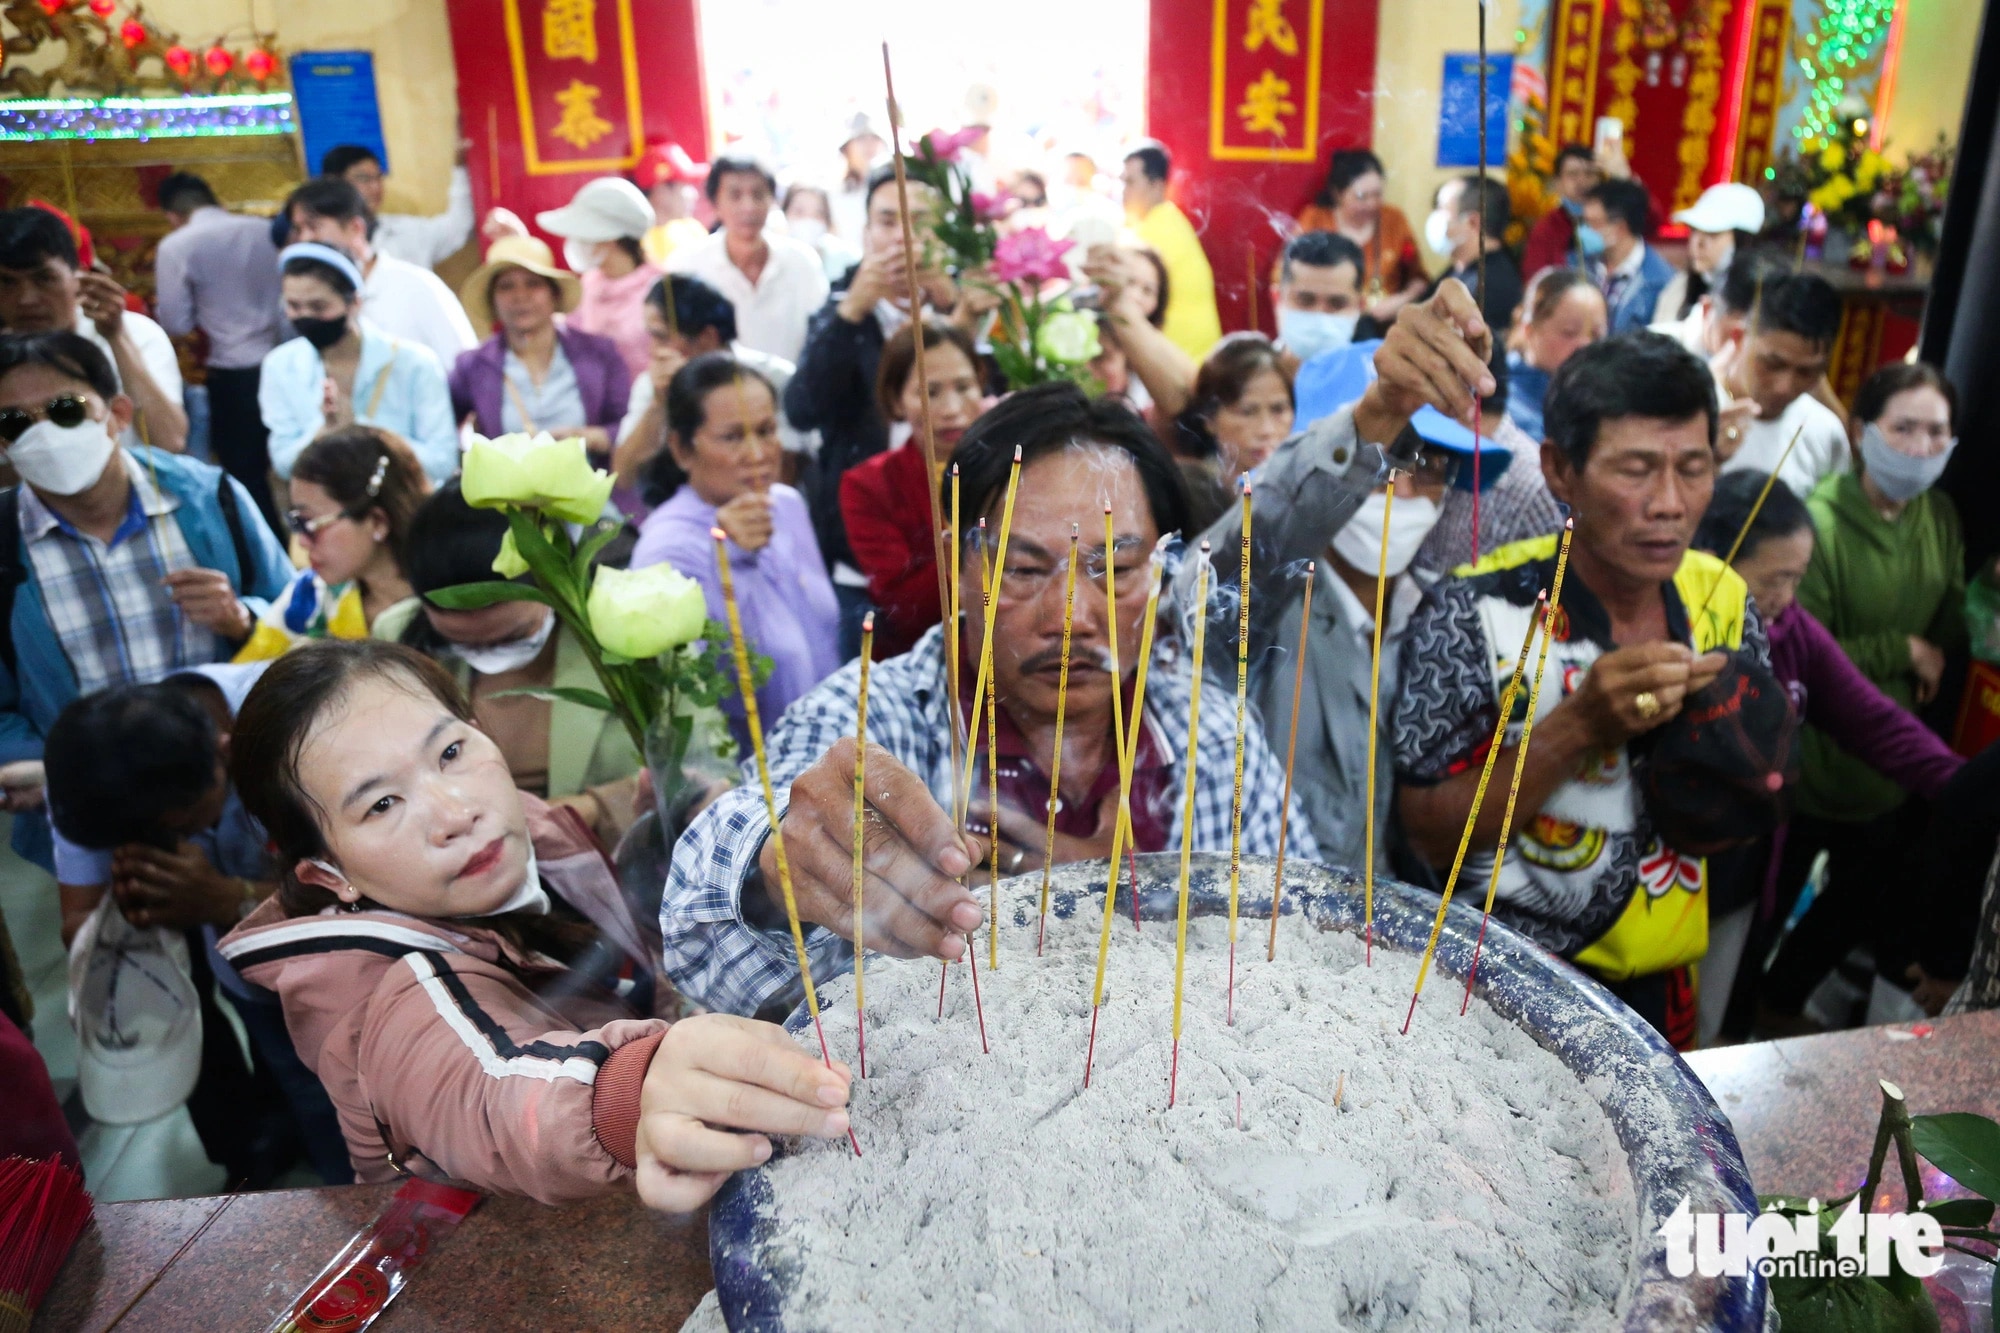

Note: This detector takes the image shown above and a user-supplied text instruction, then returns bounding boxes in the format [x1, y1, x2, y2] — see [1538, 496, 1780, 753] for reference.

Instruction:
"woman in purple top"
[1692, 470, 1962, 1041]
[631, 353, 840, 756]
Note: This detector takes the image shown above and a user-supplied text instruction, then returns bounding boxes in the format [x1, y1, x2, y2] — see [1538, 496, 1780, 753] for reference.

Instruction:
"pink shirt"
[572, 261, 663, 379]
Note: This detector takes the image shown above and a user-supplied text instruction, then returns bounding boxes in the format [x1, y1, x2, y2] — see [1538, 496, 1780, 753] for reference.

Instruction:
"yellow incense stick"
[957, 449, 1025, 808]
[948, 466, 964, 811]
[1404, 522, 1572, 1034]
[712, 527, 859, 1154]
[1267, 561, 1314, 962]
[1082, 543, 1165, 1087]
[1694, 421, 1806, 633]
[1361, 475, 1397, 964]
[1463, 545, 1571, 1012]
[1167, 547, 1210, 1108]
[1037, 525, 1081, 954]
[979, 539, 1003, 970]
[1225, 481, 1252, 1023]
[852, 612, 874, 1076]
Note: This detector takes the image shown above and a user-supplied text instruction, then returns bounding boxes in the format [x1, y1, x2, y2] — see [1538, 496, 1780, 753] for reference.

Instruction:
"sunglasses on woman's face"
[284, 507, 352, 539]
[0, 393, 91, 443]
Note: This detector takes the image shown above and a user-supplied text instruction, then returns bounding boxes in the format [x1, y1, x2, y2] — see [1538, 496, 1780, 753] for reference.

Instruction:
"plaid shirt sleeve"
[660, 632, 954, 1016]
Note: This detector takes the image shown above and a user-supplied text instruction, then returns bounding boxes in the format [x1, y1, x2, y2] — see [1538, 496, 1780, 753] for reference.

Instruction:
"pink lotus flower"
[971, 191, 1012, 223]
[924, 126, 985, 161]
[990, 227, 1074, 285]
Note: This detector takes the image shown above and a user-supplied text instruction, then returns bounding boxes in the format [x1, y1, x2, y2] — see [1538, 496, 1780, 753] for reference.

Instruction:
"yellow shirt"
[642, 218, 712, 269]
[1130, 200, 1223, 361]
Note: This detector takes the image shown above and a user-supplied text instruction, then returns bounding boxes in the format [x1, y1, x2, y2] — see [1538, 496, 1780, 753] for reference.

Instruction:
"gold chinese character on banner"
[551, 79, 612, 148]
[543, 0, 598, 63]
[1236, 69, 1296, 135]
[1243, 0, 1298, 55]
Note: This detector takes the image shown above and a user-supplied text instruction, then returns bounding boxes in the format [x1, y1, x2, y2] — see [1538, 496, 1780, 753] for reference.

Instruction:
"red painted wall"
[1147, 0, 1381, 333]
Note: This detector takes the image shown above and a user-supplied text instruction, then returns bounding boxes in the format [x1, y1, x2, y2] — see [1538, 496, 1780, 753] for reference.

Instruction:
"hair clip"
[365, 453, 390, 498]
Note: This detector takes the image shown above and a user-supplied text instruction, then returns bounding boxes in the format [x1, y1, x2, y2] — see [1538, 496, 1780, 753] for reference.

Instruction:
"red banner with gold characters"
[1730, 0, 1791, 184]
[501, 0, 646, 174]
[1208, 0, 1327, 161]
[1546, 0, 1606, 149]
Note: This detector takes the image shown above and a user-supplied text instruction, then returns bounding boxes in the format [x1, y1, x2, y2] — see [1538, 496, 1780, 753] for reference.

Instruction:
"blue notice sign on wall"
[289, 50, 387, 176]
[1437, 53, 1513, 169]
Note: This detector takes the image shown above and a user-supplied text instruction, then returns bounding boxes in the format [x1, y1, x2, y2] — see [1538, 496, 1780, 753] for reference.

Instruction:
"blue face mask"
[1561, 197, 1585, 219]
[1277, 306, 1360, 363]
[1576, 224, 1607, 258]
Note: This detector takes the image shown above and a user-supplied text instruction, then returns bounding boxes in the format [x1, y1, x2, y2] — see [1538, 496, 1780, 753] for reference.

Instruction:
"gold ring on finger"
[1634, 690, 1661, 720]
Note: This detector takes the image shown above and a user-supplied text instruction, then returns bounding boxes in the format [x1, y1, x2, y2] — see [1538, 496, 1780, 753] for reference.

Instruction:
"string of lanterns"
[17, 0, 283, 94]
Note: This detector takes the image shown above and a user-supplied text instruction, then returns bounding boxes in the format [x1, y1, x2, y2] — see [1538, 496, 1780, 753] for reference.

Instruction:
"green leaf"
[488, 686, 616, 712]
[1925, 1198, 1997, 1228]
[506, 510, 580, 603]
[1769, 1271, 1940, 1333]
[572, 520, 627, 576]
[423, 581, 556, 611]
[1913, 1113, 2000, 1202]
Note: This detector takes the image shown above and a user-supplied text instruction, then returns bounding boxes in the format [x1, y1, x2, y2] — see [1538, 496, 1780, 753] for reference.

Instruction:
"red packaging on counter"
[264, 1179, 481, 1332]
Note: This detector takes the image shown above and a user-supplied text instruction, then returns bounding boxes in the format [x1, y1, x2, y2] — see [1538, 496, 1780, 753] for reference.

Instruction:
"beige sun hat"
[461, 234, 584, 332]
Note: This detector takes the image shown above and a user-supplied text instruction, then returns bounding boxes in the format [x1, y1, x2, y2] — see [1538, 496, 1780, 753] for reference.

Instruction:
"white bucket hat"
[68, 896, 202, 1125]
[535, 177, 654, 243]
[1672, 183, 1765, 236]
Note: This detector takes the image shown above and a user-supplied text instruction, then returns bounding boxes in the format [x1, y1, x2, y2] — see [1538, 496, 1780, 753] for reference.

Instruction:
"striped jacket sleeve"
[339, 949, 669, 1205]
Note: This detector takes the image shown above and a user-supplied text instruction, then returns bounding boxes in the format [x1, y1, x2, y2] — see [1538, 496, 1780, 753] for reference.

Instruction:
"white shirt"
[664, 230, 828, 365]
[74, 310, 182, 451]
[1721, 388, 1850, 498]
[373, 167, 476, 270]
[616, 342, 807, 460]
[359, 250, 477, 379]
[1649, 303, 1709, 357]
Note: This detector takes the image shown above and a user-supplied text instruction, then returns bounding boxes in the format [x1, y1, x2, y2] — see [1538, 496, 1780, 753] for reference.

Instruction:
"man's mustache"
[1017, 645, 1113, 676]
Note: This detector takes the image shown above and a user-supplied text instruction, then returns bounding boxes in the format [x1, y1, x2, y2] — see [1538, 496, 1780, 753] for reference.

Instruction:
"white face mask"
[1330, 492, 1441, 578]
[5, 415, 117, 497]
[472, 847, 548, 917]
[789, 218, 828, 246]
[563, 238, 604, 274]
[450, 610, 554, 676]
[1276, 306, 1360, 363]
[1423, 208, 1455, 258]
[1858, 421, 1956, 503]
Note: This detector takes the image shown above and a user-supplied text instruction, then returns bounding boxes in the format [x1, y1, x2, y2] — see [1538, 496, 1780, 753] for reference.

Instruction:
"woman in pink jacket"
[217, 640, 851, 1208]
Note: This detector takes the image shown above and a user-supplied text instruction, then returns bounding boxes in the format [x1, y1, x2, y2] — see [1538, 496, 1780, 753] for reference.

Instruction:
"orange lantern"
[203, 45, 232, 76]
[244, 47, 276, 81]
[88, 0, 116, 15]
[163, 43, 193, 76]
[119, 17, 144, 46]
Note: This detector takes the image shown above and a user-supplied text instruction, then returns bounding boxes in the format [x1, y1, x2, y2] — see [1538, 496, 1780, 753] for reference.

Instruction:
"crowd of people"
[0, 116, 1987, 1216]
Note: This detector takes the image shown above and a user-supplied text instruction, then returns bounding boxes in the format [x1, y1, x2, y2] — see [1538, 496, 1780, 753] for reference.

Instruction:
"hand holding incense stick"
[713, 527, 862, 1156]
[1361, 474, 1398, 965]
[1225, 481, 1253, 1023]
[1266, 561, 1314, 961]
[1037, 524, 1081, 955]
[1401, 586, 1544, 1038]
[1167, 545, 1211, 1109]
[1463, 536, 1572, 1012]
[852, 612, 874, 1077]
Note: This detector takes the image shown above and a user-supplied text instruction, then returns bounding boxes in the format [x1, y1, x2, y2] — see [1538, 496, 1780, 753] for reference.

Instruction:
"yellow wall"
[1370, 0, 1522, 241]
[1882, 0, 1980, 157]
[148, 0, 460, 214]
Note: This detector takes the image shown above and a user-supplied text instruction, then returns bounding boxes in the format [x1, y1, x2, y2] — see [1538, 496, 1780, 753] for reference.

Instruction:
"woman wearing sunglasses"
[235, 426, 429, 661]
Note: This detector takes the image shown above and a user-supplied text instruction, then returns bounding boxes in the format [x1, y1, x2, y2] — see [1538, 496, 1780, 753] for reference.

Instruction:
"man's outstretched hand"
[759, 738, 985, 961]
[1355, 278, 1496, 448]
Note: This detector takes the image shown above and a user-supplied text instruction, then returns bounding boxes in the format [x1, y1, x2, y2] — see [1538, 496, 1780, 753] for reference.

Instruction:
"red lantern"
[163, 43, 193, 76]
[118, 17, 144, 46]
[244, 47, 276, 81]
[203, 45, 232, 76]
[88, 0, 115, 15]
[36, 0, 65, 16]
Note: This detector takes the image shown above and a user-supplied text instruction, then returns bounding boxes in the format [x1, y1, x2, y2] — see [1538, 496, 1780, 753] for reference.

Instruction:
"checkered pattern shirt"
[20, 453, 218, 695]
[660, 622, 1322, 1015]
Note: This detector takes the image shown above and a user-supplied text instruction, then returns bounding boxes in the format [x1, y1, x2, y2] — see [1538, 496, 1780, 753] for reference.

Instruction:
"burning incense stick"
[1361, 475, 1398, 965]
[1167, 545, 1211, 1109]
[852, 613, 874, 1077]
[979, 537, 1004, 970]
[1038, 524, 1081, 955]
[1462, 538, 1572, 1012]
[713, 527, 861, 1156]
[1083, 534, 1166, 1088]
[1266, 560, 1314, 961]
[1225, 481, 1253, 1024]
[1402, 523, 1571, 1036]
[1694, 421, 1807, 630]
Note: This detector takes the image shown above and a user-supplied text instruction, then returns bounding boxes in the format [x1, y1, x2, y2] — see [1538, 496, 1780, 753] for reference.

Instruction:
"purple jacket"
[1767, 599, 1962, 800]
[448, 328, 631, 438]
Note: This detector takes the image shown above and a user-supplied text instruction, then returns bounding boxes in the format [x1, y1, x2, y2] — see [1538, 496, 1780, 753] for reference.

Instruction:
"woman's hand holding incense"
[633, 1014, 851, 1213]
[761, 737, 985, 960]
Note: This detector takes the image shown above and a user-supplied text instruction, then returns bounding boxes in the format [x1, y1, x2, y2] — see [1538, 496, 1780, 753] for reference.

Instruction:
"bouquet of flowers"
[1885, 134, 1954, 256]
[428, 432, 746, 821]
[899, 127, 1101, 391]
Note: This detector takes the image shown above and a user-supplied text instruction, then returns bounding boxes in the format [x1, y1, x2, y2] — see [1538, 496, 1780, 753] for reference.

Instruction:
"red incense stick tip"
[1167, 1040, 1181, 1109]
[1400, 990, 1419, 1036]
[1083, 1004, 1101, 1088]
[861, 611, 874, 633]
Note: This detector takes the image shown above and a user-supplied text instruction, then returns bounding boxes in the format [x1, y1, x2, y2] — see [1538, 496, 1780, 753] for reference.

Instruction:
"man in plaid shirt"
[661, 277, 1508, 1016]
